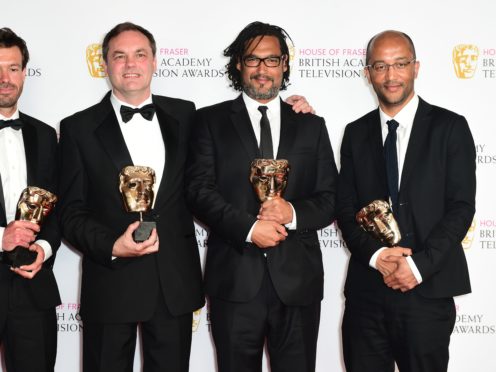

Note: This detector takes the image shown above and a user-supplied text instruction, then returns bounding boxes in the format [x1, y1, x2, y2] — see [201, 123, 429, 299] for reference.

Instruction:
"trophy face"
[119, 166, 156, 213]
[249, 159, 290, 202]
[356, 199, 401, 246]
[16, 186, 57, 225]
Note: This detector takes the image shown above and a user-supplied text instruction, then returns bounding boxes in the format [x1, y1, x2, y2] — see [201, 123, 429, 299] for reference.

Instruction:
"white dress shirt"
[110, 92, 165, 205]
[242, 93, 297, 243]
[0, 110, 52, 260]
[369, 94, 423, 283]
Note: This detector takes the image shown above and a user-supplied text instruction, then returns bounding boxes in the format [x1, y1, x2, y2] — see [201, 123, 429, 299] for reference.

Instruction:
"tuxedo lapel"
[368, 110, 388, 190]
[152, 99, 180, 209]
[95, 95, 133, 173]
[0, 172, 5, 226]
[400, 98, 432, 190]
[230, 95, 259, 160]
[276, 101, 297, 160]
[21, 116, 38, 185]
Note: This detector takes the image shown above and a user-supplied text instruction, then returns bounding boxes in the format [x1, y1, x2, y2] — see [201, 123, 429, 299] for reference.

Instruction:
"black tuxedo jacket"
[0, 112, 61, 309]
[186, 95, 338, 306]
[337, 97, 475, 299]
[58, 92, 204, 323]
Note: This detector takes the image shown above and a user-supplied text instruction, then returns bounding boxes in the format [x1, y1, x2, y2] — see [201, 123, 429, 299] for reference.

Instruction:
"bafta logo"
[192, 308, 202, 332]
[453, 44, 479, 79]
[462, 219, 476, 250]
[288, 44, 295, 65]
[86, 43, 106, 78]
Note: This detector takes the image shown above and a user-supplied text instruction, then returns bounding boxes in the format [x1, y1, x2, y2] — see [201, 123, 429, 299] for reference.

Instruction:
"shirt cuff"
[369, 247, 387, 269]
[405, 256, 423, 284]
[285, 203, 297, 230]
[0, 227, 4, 252]
[246, 221, 257, 243]
[34, 239, 52, 262]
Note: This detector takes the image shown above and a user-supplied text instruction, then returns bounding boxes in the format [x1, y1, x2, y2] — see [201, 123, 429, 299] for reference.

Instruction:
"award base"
[133, 221, 156, 243]
[3, 246, 37, 268]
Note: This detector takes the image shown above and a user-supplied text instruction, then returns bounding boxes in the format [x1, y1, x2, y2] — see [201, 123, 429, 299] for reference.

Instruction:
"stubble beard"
[0, 83, 22, 110]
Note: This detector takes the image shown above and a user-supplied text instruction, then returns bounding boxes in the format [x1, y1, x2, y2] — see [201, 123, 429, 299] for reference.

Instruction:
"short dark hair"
[0, 28, 29, 69]
[102, 22, 156, 63]
[224, 21, 292, 91]
[365, 30, 416, 65]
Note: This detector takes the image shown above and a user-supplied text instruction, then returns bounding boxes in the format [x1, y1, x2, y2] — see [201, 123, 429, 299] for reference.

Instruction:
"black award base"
[3, 246, 37, 268]
[133, 221, 156, 243]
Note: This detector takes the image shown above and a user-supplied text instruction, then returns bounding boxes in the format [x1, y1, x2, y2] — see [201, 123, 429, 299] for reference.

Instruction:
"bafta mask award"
[119, 165, 156, 242]
[4, 186, 57, 268]
[249, 159, 290, 202]
[356, 199, 401, 246]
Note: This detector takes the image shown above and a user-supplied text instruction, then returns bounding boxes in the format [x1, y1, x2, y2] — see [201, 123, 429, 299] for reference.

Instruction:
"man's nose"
[125, 55, 137, 67]
[385, 65, 398, 79]
[0, 69, 9, 83]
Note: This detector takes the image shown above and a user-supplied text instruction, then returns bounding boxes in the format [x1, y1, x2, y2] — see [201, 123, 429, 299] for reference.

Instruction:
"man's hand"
[251, 220, 288, 248]
[112, 221, 159, 257]
[11, 243, 45, 279]
[257, 197, 293, 225]
[383, 255, 419, 292]
[376, 246, 412, 276]
[2, 220, 40, 251]
[285, 95, 315, 114]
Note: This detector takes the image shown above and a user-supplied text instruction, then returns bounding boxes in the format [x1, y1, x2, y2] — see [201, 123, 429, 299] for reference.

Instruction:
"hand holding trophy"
[4, 186, 57, 268]
[119, 166, 156, 242]
[356, 199, 401, 246]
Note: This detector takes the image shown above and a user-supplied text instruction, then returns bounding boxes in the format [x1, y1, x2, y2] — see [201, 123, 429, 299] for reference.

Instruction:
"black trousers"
[83, 291, 193, 372]
[210, 266, 321, 372]
[342, 287, 456, 372]
[0, 271, 57, 372]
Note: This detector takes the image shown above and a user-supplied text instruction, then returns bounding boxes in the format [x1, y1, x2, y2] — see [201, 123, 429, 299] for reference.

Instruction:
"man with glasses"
[337, 30, 476, 371]
[186, 21, 338, 372]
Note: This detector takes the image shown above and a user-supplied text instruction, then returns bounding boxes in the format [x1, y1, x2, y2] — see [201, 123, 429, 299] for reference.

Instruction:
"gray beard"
[243, 85, 280, 101]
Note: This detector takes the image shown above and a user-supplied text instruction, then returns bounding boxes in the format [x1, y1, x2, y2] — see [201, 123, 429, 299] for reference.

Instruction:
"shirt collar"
[242, 92, 281, 116]
[110, 91, 153, 118]
[379, 94, 419, 130]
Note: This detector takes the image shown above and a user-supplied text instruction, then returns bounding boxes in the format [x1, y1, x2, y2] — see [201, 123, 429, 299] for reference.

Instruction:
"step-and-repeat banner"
[3, 0, 495, 370]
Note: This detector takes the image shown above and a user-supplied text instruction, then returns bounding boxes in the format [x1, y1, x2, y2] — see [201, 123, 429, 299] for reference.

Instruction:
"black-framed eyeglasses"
[366, 59, 416, 73]
[242, 55, 285, 68]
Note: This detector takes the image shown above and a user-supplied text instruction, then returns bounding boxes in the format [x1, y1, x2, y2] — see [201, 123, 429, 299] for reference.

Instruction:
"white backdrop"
[2, 0, 495, 370]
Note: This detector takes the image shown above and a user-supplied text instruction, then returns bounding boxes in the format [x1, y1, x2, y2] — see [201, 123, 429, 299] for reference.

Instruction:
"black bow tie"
[120, 104, 155, 123]
[0, 118, 23, 131]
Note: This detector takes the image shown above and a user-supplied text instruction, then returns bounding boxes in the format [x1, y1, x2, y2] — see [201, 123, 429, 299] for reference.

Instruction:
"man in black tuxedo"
[57, 23, 204, 372]
[0, 28, 61, 371]
[186, 21, 338, 372]
[337, 30, 476, 372]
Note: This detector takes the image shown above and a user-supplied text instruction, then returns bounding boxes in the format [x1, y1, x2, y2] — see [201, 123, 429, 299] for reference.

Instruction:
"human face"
[0, 46, 25, 117]
[104, 30, 156, 106]
[237, 35, 287, 103]
[365, 33, 419, 117]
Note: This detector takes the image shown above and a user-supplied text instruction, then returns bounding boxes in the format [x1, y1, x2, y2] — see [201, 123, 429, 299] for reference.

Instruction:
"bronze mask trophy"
[119, 165, 156, 242]
[4, 186, 57, 268]
[249, 159, 290, 202]
[356, 199, 401, 246]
